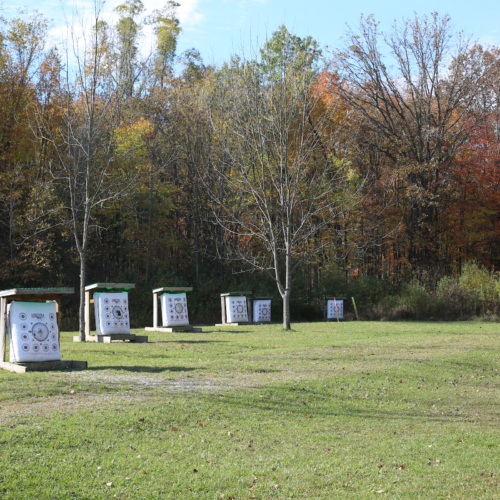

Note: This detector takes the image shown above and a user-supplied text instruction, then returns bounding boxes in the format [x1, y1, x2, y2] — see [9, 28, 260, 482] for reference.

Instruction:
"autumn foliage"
[1, 9, 500, 325]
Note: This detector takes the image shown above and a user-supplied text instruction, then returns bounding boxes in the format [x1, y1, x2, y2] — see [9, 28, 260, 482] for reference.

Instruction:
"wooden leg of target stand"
[153, 292, 158, 328]
[221, 296, 226, 325]
[247, 297, 254, 323]
[55, 297, 61, 342]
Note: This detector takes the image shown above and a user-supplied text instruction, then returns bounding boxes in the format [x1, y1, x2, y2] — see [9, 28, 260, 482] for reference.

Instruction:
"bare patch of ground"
[0, 375, 236, 424]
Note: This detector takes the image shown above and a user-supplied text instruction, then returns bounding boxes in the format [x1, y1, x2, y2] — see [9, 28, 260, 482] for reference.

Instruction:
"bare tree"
[203, 28, 364, 329]
[32, 2, 140, 341]
[332, 13, 493, 276]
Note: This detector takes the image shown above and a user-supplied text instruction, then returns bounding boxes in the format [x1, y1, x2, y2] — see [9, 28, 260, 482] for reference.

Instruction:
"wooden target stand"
[323, 296, 347, 322]
[73, 283, 148, 343]
[0, 287, 87, 373]
[145, 287, 202, 333]
[216, 291, 253, 326]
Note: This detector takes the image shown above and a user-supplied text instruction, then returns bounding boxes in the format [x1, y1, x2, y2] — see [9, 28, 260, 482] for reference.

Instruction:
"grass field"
[1, 321, 500, 499]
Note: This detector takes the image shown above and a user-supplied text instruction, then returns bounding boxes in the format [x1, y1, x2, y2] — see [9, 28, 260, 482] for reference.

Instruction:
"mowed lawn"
[2, 322, 500, 499]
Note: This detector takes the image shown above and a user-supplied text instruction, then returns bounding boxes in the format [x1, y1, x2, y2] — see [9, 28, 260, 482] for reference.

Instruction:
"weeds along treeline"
[1, 5, 500, 328]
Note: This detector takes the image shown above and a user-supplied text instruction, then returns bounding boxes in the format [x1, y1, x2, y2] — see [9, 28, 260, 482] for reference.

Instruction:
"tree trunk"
[282, 290, 291, 329]
[79, 253, 86, 342]
[146, 170, 153, 281]
[194, 170, 200, 286]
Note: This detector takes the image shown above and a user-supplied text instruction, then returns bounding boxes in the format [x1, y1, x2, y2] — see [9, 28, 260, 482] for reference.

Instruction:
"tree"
[114, 0, 145, 97]
[204, 28, 363, 329]
[32, 2, 140, 341]
[0, 10, 49, 274]
[147, 0, 181, 85]
[333, 13, 493, 278]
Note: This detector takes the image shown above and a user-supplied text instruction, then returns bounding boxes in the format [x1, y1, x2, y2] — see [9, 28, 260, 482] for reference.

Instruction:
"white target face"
[161, 293, 189, 326]
[226, 296, 249, 323]
[327, 300, 344, 319]
[253, 300, 271, 322]
[94, 292, 131, 335]
[8, 302, 61, 363]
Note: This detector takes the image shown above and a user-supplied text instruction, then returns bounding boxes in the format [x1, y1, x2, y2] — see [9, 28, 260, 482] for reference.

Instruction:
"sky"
[6, 0, 500, 66]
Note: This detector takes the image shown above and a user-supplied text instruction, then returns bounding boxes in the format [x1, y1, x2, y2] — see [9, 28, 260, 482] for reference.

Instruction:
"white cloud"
[177, 0, 205, 27]
[137, 0, 205, 28]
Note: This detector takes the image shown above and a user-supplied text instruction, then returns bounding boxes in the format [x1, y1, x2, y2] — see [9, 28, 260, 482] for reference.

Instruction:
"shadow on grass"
[210, 330, 252, 334]
[151, 340, 227, 344]
[87, 366, 198, 373]
[210, 391, 476, 423]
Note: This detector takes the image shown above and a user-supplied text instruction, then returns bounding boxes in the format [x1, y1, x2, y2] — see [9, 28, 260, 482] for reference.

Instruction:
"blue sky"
[7, 0, 500, 65]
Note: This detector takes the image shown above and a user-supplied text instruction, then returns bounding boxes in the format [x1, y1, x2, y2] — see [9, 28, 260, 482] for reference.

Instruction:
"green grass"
[2, 321, 500, 499]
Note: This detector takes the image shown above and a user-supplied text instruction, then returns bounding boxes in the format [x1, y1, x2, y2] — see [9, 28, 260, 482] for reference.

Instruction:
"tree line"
[1, 3, 499, 332]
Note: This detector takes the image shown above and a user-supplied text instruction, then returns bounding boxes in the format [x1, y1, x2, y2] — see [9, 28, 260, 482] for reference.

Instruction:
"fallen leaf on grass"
[376, 490, 384, 493]
[193, 469, 198, 473]
[106, 482, 112, 487]
[141, 471, 147, 474]
[172, 427, 178, 432]
[272, 484, 280, 489]
[397, 465, 405, 470]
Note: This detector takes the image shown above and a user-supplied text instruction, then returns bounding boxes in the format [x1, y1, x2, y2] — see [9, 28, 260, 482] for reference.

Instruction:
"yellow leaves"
[115, 117, 154, 164]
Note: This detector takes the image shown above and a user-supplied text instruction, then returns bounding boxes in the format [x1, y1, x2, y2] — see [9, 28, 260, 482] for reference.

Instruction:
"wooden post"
[0, 298, 6, 362]
[153, 292, 158, 328]
[84, 290, 90, 339]
[333, 298, 340, 322]
[221, 295, 227, 324]
[55, 297, 61, 342]
[323, 298, 327, 320]
[247, 297, 253, 323]
[352, 297, 359, 320]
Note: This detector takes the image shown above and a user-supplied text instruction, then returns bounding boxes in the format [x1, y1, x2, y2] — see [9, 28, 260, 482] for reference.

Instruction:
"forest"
[1, 3, 500, 330]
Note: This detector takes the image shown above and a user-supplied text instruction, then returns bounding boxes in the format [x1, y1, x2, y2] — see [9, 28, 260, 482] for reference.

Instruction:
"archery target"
[327, 299, 344, 319]
[8, 301, 61, 363]
[225, 296, 248, 323]
[253, 299, 271, 322]
[161, 293, 190, 326]
[94, 292, 130, 335]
